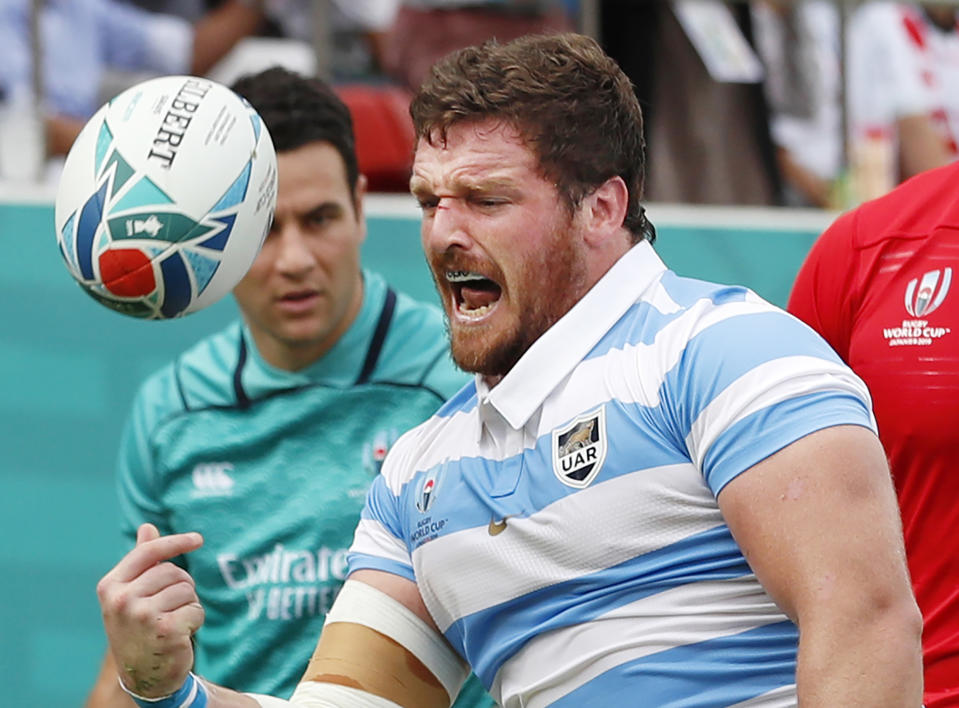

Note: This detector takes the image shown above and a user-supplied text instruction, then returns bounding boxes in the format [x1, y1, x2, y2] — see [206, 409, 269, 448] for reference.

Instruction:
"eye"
[416, 196, 439, 211]
[305, 205, 340, 228]
[469, 191, 508, 209]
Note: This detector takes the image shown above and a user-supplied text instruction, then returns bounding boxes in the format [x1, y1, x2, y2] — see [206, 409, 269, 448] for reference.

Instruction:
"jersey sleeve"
[116, 366, 181, 546]
[787, 208, 861, 360]
[347, 442, 416, 581]
[657, 291, 876, 495]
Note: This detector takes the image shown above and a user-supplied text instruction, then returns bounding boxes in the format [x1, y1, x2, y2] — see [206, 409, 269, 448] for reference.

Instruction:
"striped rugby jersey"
[348, 242, 876, 707]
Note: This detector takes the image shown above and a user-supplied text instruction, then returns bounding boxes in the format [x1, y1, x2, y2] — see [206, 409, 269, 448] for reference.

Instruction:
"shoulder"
[840, 162, 959, 248]
[378, 379, 479, 492]
[130, 321, 243, 429]
[376, 281, 470, 400]
[635, 271, 841, 371]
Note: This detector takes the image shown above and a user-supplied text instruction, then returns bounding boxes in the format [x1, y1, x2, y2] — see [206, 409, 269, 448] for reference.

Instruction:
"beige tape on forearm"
[322, 580, 469, 701]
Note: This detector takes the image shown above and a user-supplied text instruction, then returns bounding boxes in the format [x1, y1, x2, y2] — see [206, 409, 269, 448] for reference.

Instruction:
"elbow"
[867, 588, 923, 662]
[894, 594, 924, 649]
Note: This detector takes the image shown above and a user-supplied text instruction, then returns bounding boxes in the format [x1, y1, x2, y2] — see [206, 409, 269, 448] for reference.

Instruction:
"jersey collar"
[477, 241, 667, 430]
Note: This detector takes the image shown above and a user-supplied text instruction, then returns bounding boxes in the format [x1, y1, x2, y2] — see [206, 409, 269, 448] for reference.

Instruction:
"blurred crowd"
[1, 0, 958, 209]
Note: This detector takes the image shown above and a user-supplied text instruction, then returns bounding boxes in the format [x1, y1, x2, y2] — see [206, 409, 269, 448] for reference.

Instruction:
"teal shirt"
[116, 270, 492, 706]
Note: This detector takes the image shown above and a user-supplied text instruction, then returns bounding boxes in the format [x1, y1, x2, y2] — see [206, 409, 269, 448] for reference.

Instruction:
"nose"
[273, 223, 317, 277]
[422, 197, 473, 255]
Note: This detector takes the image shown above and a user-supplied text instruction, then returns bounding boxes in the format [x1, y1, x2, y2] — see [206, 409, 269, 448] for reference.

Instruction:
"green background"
[0, 195, 832, 704]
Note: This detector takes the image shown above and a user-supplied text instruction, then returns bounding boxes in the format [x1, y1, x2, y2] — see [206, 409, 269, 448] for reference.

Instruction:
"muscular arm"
[718, 425, 922, 704]
[297, 569, 459, 708]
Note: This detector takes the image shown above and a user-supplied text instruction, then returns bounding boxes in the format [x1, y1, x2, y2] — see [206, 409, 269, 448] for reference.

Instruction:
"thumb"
[136, 523, 161, 546]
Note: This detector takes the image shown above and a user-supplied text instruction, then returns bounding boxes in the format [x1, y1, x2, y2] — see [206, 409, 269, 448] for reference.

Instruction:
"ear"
[353, 173, 369, 217]
[580, 175, 629, 247]
[354, 173, 369, 244]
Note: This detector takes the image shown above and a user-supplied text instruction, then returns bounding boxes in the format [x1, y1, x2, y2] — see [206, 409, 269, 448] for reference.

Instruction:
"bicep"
[716, 424, 909, 622]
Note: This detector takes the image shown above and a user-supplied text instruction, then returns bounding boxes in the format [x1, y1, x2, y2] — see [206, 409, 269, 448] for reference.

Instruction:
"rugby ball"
[54, 75, 277, 319]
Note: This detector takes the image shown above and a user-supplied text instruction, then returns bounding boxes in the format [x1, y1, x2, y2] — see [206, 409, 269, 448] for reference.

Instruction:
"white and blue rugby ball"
[54, 75, 277, 319]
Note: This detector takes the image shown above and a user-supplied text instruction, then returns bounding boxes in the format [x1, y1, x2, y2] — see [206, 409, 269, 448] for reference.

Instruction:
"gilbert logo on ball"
[54, 75, 277, 319]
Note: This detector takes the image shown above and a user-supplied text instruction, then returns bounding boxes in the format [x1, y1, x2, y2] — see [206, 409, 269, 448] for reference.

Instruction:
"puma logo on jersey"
[488, 516, 510, 536]
[559, 419, 596, 457]
[192, 462, 235, 496]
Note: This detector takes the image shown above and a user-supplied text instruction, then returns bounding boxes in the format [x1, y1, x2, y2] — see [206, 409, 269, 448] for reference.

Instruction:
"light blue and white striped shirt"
[349, 241, 875, 707]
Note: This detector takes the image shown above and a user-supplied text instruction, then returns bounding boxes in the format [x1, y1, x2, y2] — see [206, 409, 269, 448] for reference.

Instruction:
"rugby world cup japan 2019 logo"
[883, 267, 953, 347]
[411, 466, 449, 548]
[416, 468, 440, 513]
[552, 407, 608, 489]
[905, 268, 951, 317]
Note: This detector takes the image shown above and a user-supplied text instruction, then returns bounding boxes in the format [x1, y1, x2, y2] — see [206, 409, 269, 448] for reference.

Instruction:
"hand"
[96, 523, 205, 698]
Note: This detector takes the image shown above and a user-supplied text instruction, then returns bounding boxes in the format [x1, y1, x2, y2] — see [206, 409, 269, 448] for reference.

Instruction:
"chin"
[450, 329, 527, 377]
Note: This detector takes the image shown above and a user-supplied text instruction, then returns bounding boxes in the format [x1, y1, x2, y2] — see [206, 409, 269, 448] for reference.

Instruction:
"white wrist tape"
[323, 580, 469, 701]
[118, 672, 207, 708]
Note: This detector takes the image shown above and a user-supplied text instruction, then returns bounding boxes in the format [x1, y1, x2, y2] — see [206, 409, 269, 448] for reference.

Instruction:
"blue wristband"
[118, 672, 208, 708]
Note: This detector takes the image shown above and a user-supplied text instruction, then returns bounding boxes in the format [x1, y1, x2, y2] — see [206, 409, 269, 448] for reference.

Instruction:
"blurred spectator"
[846, 1, 953, 200]
[753, 0, 842, 208]
[0, 0, 265, 156]
[123, 0, 209, 19]
[258, 0, 402, 79]
[603, 0, 781, 206]
[380, 0, 574, 91]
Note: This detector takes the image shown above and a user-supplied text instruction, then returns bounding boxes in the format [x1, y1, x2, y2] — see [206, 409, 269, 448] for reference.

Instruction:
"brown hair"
[410, 32, 653, 243]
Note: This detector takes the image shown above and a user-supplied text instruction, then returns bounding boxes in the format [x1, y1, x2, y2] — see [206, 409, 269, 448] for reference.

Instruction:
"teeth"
[458, 303, 492, 318]
[446, 270, 487, 283]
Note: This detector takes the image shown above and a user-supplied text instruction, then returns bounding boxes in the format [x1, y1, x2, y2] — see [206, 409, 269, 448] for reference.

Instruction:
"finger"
[110, 533, 204, 583]
[154, 603, 206, 642]
[149, 581, 202, 614]
[130, 562, 197, 599]
[137, 523, 160, 546]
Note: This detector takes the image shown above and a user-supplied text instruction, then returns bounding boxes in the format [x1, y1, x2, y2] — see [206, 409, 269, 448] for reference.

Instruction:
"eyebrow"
[410, 175, 518, 197]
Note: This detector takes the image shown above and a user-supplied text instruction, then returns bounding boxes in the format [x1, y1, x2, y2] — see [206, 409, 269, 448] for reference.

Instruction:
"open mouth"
[281, 289, 318, 303]
[276, 289, 320, 311]
[446, 270, 502, 320]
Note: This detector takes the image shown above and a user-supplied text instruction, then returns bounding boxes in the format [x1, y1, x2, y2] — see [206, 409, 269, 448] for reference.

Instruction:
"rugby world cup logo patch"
[905, 268, 951, 317]
[552, 407, 607, 488]
[416, 468, 440, 513]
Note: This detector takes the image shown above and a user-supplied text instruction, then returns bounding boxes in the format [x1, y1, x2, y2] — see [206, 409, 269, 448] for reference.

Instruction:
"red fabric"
[902, 8, 928, 49]
[788, 162, 959, 707]
[335, 84, 416, 193]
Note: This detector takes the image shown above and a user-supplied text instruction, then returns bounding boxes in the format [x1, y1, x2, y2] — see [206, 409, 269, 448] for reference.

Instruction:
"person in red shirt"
[789, 161, 959, 707]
